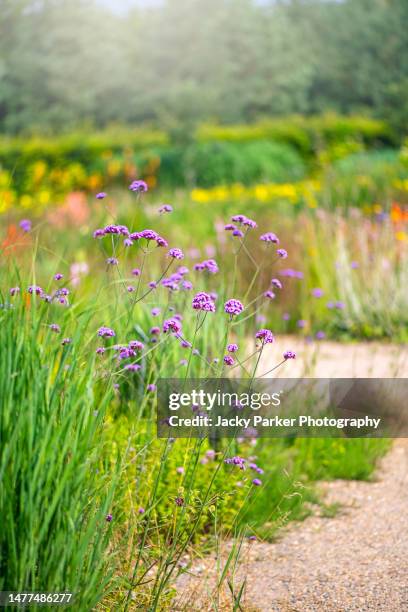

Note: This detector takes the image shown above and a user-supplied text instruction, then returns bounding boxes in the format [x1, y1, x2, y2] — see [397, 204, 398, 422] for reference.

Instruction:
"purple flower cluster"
[224, 456, 246, 469]
[130, 229, 168, 247]
[227, 343, 238, 353]
[159, 204, 173, 214]
[97, 326, 116, 338]
[93, 224, 130, 239]
[19, 219, 32, 233]
[279, 269, 303, 279]
[9, 287, 20, 297]
[50, 323, 61, 333]
[192, 292, 216, 312]
[224, 299, 244, 317]
[163, 318, 182, 334]
[277, 248, 288, 259]
[255, 328, 274, 344]
[129, 180, 148, 192]
[231, 214, 257, 229]
[96, 192, 107, 200]
[271, 278, 282, 289]
[260, 232, 279, 243]
[283, 350, 296, 360]
[194, 259, 219, 274]
[168, 248, 184, 260]
[223, 355, 235, 366]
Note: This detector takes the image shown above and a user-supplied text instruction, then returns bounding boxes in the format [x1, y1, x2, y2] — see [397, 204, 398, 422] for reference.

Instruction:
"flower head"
[19, 219, 32, 233]
[9, 287, 20, 297]
[264, 290, 275, 300]
[105, 514, 113, 522]
[252, 478, 262, 486]
[96, 192, 107, 199]
[277, 248, 288, 258]
[163, 318, 182, 334]
[224, 299, 244, 317]
[312, 288, 324, 298]
[192, 292, 216, 312]
[97, 326, 115, 338]
[283, 350, 296, 360]
[50, 323, 61, 333]
[61, 337, 72, 346]
[255, 328, 274, 344]
[168, 247, 184, 260]
[223, 355, 235, 366]
[106, 257, 118, 266]
[159, 204, 173, 214]
[28, 285, 43, 296]
[260, 232, 279, 244]
[227, 343, 238, 353]
[129, 180, 148, 193]
[147, 383, 156, 392]
[194, 259, 219, 274]
[271, 278, 282, 290]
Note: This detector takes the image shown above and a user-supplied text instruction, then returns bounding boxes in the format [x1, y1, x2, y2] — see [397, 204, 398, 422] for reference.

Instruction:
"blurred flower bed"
[0, 114, 404, 213]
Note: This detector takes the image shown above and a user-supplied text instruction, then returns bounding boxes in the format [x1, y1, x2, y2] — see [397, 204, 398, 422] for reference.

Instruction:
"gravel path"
[175, 440, 408, 611]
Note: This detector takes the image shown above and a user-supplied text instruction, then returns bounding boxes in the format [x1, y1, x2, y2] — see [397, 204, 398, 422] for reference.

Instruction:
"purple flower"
[129, 340, 144, 351]
[159, 204, 173, 214]
[180, 340, 192, 348]
[223, 355, 235, 366]
[297, 319, 306, 329]
[105, 514, 113, 522]
[124, 238, 133, 247]
[224, 224, 236, 231]
[150, 326, 160, 335]
[129, 180, 148, 193]
[176, 466, 185, 474]
[282, 312, 290, 321]
[163, 318, 182, 334]
[132, 268, 141, 276]
[326, 301, 335, 309]
[19, 219, 32, 233]
[227, 343, 238, 353]
[50, 323, 61, 333]
[96, 192, 107, 200]
[277, 249, 288, 258]
[138, 507, 145, 514]
[61, 337, 71, 346]
[9, 287, 20, 296]
[147, 383, 156, 392]
[283, 350, 296, 360]
[149, 281, 157, 289]
[127, 285, 135, 292]
[97, 326, 115, 338]
[224, 299, 244, 317]
[168, 248, 184, 260]
[260, 232, 279, 244]
[151, 307, 161, 316]
[224, 456, 246, 469]
[175, 497, 184, 507]
[264, 290, 275, 300]
[96, 347, 106, 355]
[192, 292, 216, 312]
[351, 261, 359, 269]
[312, 288, 324, 298]
[252, 478, 262, 486]
[28, 285, 43, 296]
[280, 268, 303, 279]
[182, 280, 193, 290]
[316, 331, 325, 340]
[335, 301, 345, 310]
[179, 359, 188, 366]
[231, 214, 257, 228]
[255, 328, 274, 344]
[106, 257, 118, 266]
[124, 363, 141, 372]
[271, 278, 282, 290]
[54, 273, 63, 281]
[232, 229, 244, 238]
[248, 535, 257, 541]
[194, 259, 219, 274]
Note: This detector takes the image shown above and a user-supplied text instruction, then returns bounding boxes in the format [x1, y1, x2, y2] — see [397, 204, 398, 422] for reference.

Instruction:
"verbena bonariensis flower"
[231, 214, 257, 228]
[255, 328, 274, 344]
[129, 180, 148, 192]
[335, 301, 345, 310]
[150, 326, 160, 335]
[168, 248, 184, 260]
[175, 497, 184, 507]
[260, 232, 279, 243]
[105, 514, 113, 522]
[280, 268, 303, 279]
[148, 281, 157, 289]
[182, 280, 193, 290]
[159, 204, 173, 214]
[224, 223, 236, 231]
[106, 257, 119, 266]
[192, 292, 216, 312]
[96, 347, 106, 355]
[127, 285, 135, 292]
[50, 323, 61, 333]
[96, 192, 107, 199]
[252, 478, 262, 486]
[151, 307, 160, 316]
[129, 340, 144, 351]
[227, 343, 238, 353]
[178, 266, 189, 275]
[132, 268, 141, 276]
[224, 456, 246, 469]
[277, 248, 288, 258]
[147, 383, 156, 392]
[224, 299, 244, 317]
[28, 285, 43, 295]
[138, 507, 145, 514]
[282, 312, 290, 321]
[55, 288, 69, 297]
[297, 319, 306, 329]
[163, 318, 182, 334]
[124, 363, 141, 371]
[54, 273, 63, 281]
[312, 288, 324, 298]
[61, 337, 71, 346]
[264, 290, 275, 300]
[194, 259, 219, 274]
[232, 229, 244, 238]
[223, 355, 235, 366]
[19, 219, 32, 232]
[316, 331, 325, 340]
[98, 326, 115, 338]
[119, 347, 137, 360]
[283, 350, 296, 360]
[271, 278, 282, 289]
[9, 287, 20, 296]
[124, 238, 133, 247]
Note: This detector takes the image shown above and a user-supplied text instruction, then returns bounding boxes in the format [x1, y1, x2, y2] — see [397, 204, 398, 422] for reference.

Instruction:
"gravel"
[174, 440, 408, 611]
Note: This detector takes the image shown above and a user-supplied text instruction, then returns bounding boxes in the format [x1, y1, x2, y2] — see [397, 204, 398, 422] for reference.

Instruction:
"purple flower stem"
[132, 260, 174, 306]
